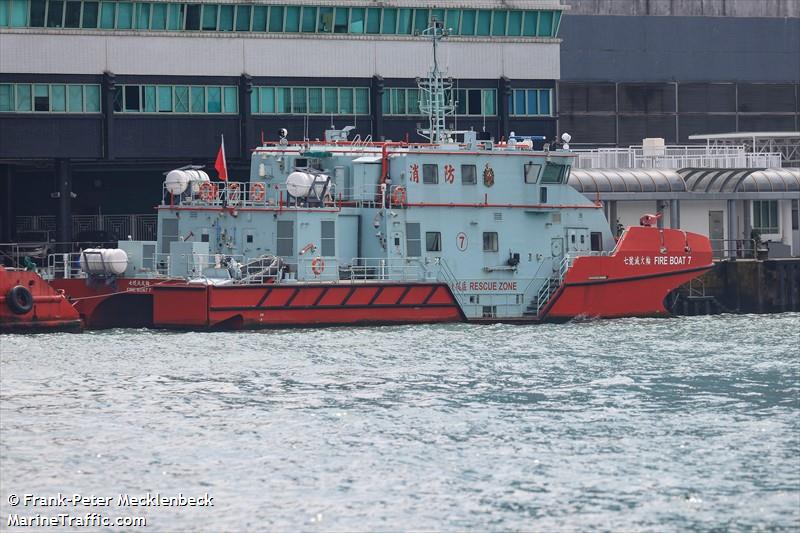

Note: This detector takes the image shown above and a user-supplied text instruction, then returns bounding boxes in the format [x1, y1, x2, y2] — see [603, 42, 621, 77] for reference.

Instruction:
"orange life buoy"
[391, 186, 407, 206]
[227, 182, 241, 204]
[250, 182, 266, 202]
[311, 257, 325, 276]
[199, 182, 218, 202]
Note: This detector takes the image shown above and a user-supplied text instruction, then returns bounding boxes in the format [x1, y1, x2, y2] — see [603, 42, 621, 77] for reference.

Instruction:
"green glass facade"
[0, 1, 563, 37]
[112, 84, 238, 113]
[509, 88, 553, 116]
[382, 88, 497, 116]
[0, 82, 101, 112]
[251, 86, 370, 116]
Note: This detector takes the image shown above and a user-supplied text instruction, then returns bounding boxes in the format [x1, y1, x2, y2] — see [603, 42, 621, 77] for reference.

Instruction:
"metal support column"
[1, 165, 14, 241]
[608, 200, 619, 235]
[239, 73, 253, 160]
[56, 159, 73, 249]
[656, 201, 665, 229]
[102, 71, 116, 160]
[499, 76, 511, 139]
[727, 199, 738, 259]
[669, 199, 680, 229]
[371, 75, 384, 141]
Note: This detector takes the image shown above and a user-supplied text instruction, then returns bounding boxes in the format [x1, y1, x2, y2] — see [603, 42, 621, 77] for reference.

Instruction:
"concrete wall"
[566, 0, 800, 18]
[0, 31, 561, 79]
[560, 15, 800, 82]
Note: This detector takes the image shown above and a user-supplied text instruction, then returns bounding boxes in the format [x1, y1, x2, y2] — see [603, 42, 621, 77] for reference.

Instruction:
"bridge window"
[483, 232, 498, 252]
[524, 162, 541, 183]
[422, 164, 439, 184]
[753, 200, 779, 234]
[461, 164, 477, 185]
[426, 232, 441, 252]
[541, 162, 568, 183]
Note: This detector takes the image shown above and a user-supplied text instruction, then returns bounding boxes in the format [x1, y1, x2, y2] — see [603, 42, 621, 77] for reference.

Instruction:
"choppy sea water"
[1, 314, 798, 532]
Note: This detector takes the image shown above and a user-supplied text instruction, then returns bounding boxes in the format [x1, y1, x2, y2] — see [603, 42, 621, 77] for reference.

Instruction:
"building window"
[8, 3, 563, 37]
[406, 223, 421, 257]
[753, 200, 779, 234]
[383, 87, 495, 116]
[524, 162, 541, 183]
[321, 220, 335, 257]
[425, 232, 441, 252]
[252, 86, 368, 115]
[461, 164, 477, 185]
[422, 164, 438, 184]
[115, 84, 237, 114]
[509, 88, 553, 116]
[0, 82, 100, 113]
[483, 232, 498, 252]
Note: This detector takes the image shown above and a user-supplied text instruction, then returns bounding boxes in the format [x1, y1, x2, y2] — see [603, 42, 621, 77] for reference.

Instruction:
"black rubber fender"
[6, 285, 33, 315]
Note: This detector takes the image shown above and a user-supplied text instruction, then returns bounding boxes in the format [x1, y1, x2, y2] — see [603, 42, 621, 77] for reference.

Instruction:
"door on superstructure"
[708, 210, 724, 259]
[338, 215, 359, 268]
[566, 228, 590, 253]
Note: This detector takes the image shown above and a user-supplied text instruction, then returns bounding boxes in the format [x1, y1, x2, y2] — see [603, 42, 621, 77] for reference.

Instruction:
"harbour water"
[1, 314, 798, 531]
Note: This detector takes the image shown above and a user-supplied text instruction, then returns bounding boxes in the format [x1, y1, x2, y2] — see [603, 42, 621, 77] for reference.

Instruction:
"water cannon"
[639, 213, 663, 227]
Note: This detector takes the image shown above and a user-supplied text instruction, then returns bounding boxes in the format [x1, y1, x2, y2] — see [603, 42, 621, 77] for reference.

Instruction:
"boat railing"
[343, 257, 433, 282]
[45, 252, 84, 279]
[162, 181, 340, 210]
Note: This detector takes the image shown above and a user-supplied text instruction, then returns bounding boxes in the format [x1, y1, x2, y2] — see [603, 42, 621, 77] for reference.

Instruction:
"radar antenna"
[416, 19, 454, 144]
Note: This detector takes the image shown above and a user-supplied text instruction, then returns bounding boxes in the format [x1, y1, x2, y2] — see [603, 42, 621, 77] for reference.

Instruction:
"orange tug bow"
[544, 226, 714, 320]
[1, 266, 82, 333]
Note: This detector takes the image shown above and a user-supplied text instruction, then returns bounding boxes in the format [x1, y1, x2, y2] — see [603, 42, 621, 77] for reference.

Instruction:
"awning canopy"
[568, 169, 686, 193]
[678, 168, 800, 193]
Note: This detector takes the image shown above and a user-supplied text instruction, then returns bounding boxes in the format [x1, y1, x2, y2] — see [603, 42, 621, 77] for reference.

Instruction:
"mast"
[416, 18, 454, 144]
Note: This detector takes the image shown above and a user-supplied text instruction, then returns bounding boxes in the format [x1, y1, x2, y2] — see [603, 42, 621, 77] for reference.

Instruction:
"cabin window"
[422, 164, 438, 184]
[541, 162, 568, 183]
[524, 162, 541, 183]
[483, 232, 498, 252]
[461, 164, 477, 185]
[482, 305, 497, 318]
[540, 187, 548, 203]
[426, 232, 442, 252]
[321, 221, 335, 256]
[200, 231, 209, 243]
[406, 223, 421, 257]
[277, 220, 294, 256]
[246, 233, 254, 244]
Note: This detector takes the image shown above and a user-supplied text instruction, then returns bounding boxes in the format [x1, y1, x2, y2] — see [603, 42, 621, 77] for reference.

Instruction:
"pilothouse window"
[524, 163, 541, 183]
[541, 162, 569, 184]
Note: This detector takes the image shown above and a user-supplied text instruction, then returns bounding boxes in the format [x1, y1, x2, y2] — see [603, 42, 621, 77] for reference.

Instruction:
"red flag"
[214, 135, 228, 181]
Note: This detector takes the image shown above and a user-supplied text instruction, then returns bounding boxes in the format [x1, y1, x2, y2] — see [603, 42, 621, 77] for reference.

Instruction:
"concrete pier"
[671, 259, 800, 315]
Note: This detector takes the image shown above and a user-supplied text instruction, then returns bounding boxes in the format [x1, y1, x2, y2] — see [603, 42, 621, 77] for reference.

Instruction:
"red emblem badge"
[483, 164, 495, 187]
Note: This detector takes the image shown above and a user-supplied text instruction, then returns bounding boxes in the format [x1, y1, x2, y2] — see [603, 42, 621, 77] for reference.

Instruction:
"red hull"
[1, 267, 82, 333]
[544, 227, 713, 319]
[49, 277, 184, 329]
[152, 282, 464, 329]
[46, 227, 713, 329]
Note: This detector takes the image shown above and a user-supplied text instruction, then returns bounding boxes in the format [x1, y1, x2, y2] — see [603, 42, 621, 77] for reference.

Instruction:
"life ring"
[6, 285, 33, 315]
[250, 182, 266, 202]
[227, 182, 241, 204]
[311, 257, 325, 276]
[199, 182, 218, 202]
[391, 186, 407, 206]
